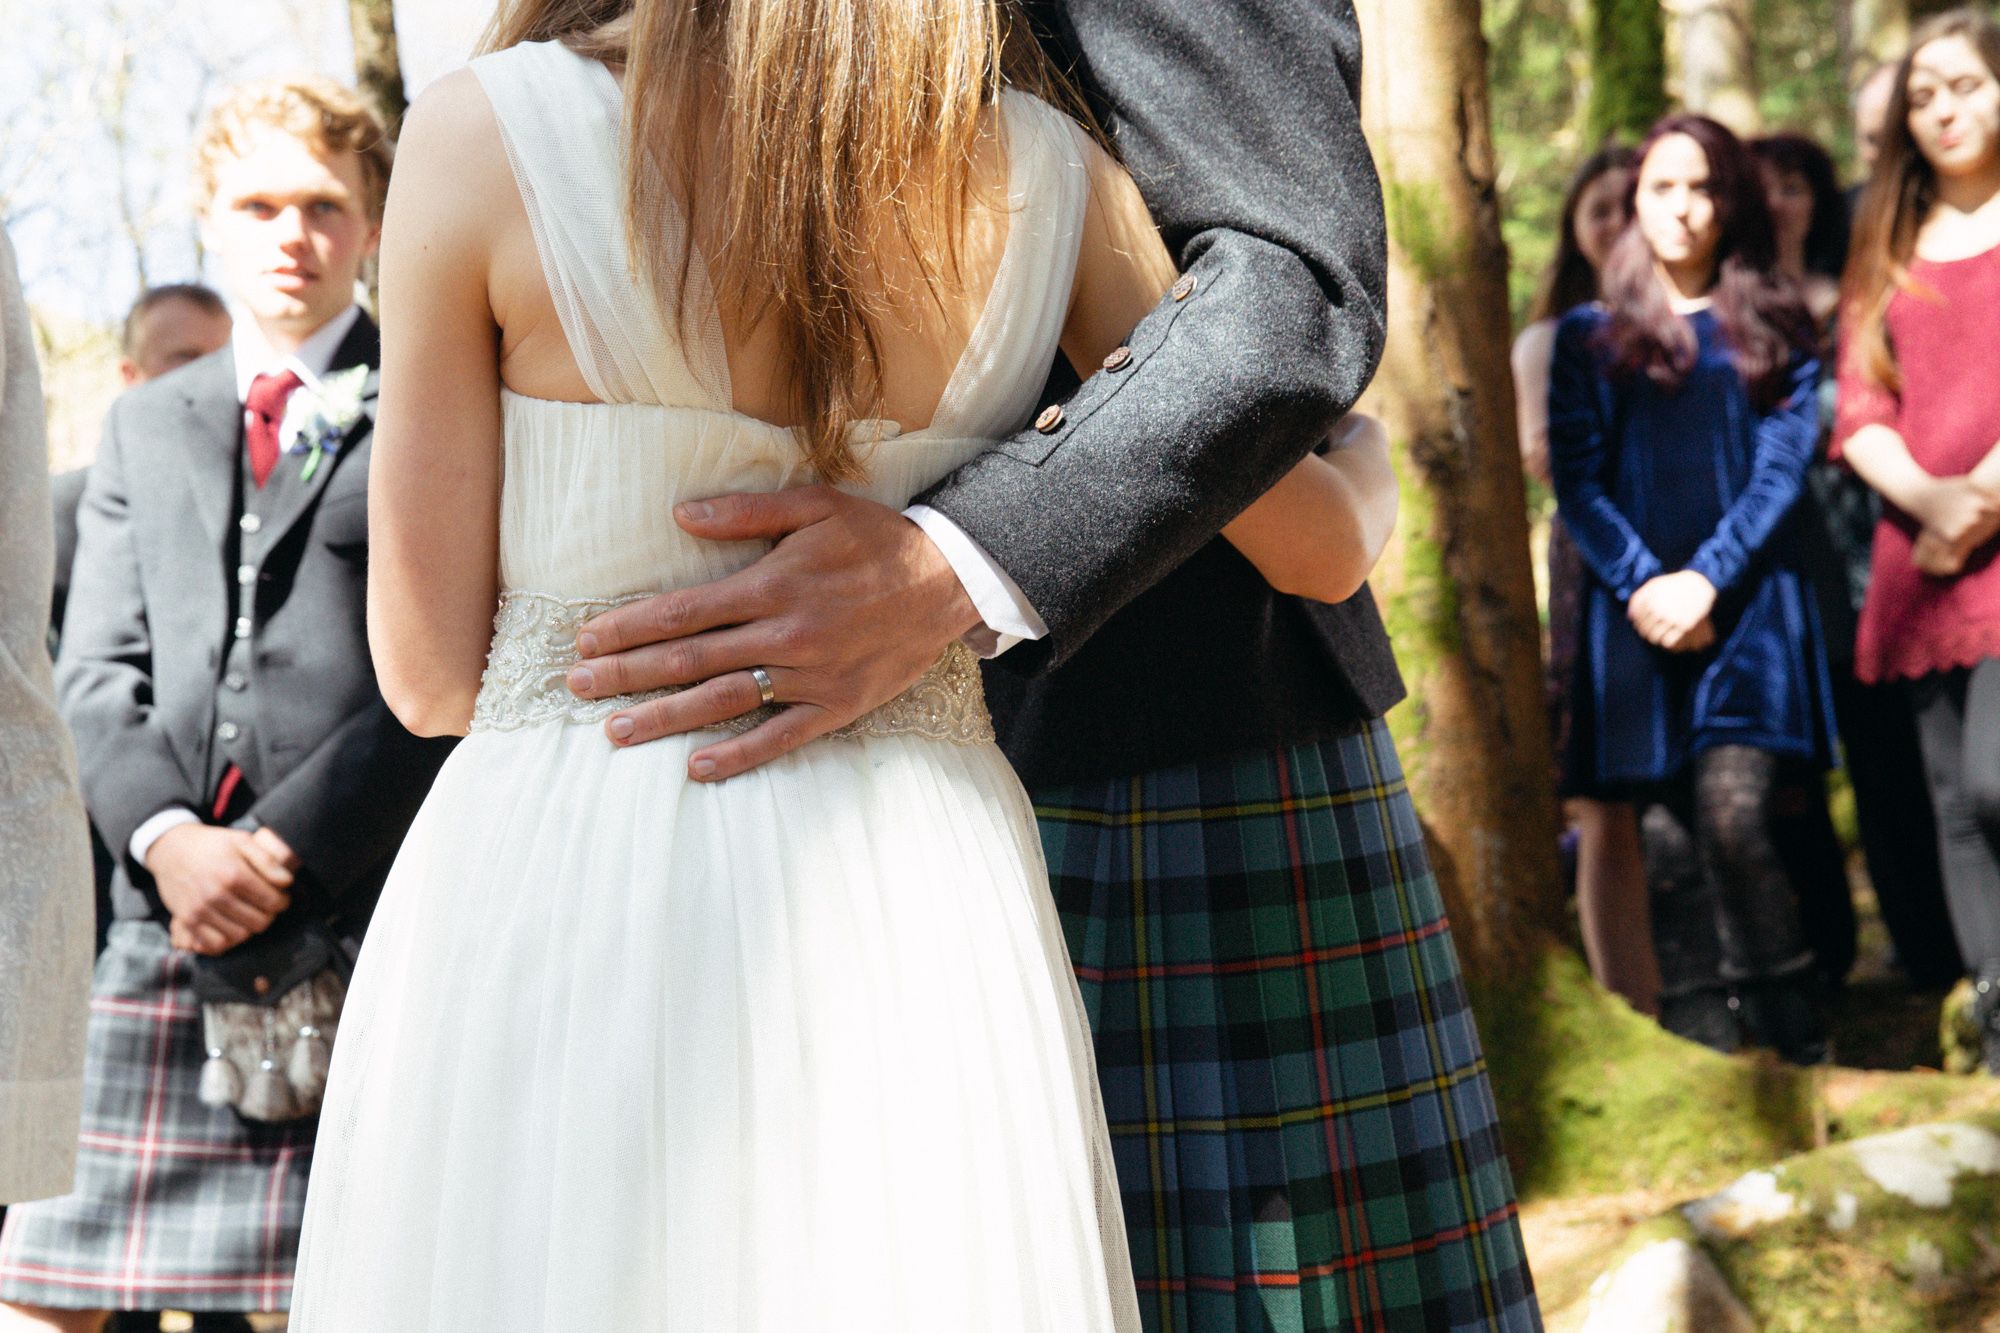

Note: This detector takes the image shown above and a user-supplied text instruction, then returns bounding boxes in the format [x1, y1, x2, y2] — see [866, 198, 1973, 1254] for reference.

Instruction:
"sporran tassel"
[242, 1056, 301, 1122]
[289, 1024, 332, 1101]
[198, 1049, 243, 1109]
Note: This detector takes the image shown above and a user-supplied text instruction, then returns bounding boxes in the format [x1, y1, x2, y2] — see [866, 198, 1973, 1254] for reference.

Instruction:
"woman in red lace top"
[1836, 8, 2000, 1071]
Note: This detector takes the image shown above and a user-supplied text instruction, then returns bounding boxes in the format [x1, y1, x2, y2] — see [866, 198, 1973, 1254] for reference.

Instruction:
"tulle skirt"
[290, 722, 1138, 1330]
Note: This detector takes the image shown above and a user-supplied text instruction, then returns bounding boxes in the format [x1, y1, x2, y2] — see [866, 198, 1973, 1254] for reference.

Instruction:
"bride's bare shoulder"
[384, 69, 513, 235]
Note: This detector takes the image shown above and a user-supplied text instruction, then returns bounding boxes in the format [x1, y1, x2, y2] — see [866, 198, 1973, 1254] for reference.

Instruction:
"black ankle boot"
[1736, 977, 1830, 1066]
[1658, 984, 1741, 1054]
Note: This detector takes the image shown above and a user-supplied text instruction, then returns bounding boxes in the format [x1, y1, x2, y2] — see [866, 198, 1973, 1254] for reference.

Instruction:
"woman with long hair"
[274, 0, 1533, 1327]
[1754, 129, 1963, 993]
[1549, 114, 1836, 1063]
[1836, 7, 2000, 1070]
[1512, 147, 1659, 1016]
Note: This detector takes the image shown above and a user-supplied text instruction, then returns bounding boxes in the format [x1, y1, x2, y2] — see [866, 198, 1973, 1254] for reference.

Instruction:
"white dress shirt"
[128, 304, 364, 869]
[901, 505, 1048, 657]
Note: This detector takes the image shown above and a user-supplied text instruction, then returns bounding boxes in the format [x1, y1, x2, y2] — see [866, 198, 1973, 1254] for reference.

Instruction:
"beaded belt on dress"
[468, 589, 995, 744]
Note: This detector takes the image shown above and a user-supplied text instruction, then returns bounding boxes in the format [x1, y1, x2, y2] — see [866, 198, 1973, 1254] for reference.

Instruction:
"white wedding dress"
[290, 39, 1139, 1332]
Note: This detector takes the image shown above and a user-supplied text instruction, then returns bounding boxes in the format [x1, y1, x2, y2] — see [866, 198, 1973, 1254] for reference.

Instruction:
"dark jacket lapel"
[174, 350, 246, 549]
[258, 314, 382, 549]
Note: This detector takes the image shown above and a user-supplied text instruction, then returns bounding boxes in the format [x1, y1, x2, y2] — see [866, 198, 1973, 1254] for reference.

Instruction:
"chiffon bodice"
[468, 40, 1091, 603]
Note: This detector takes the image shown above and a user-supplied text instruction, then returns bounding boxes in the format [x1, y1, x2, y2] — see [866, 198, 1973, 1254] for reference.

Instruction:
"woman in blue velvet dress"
[1549, 114, 1837, 1063]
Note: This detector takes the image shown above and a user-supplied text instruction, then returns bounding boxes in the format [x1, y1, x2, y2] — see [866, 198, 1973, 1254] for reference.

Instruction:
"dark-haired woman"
[1513, 147, 1659, 1015]
[1550, 115, 1837, 1064]
[1837, 8, 2000, 1070]
[1754, 132, 1962, 992]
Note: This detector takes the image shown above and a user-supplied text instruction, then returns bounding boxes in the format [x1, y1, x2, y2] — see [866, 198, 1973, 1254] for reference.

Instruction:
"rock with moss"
[1580, 1232, 1754, 1333]
[1570, 1120, 2000, 1330]
[1941, 978, 1981, 1076]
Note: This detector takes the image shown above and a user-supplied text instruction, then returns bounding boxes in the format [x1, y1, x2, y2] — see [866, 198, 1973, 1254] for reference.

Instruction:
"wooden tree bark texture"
[1354, 0, 1566, 983]
[1845, 0, 1910, 82]
[1678, 0, 1761, 134]
[1589, 0, 1670, 143]
[348, 0, 407, 140]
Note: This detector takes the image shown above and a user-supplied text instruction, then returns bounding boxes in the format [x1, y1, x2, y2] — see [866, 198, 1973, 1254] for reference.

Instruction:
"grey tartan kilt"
[0, 921, 316, 1312]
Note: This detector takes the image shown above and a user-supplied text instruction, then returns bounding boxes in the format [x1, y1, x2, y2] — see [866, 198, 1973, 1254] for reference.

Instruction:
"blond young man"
[0, 77, 451, 1332]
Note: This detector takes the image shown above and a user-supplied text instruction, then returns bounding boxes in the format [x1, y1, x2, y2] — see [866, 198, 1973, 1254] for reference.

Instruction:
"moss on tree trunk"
[1588, 0, 1669, 144]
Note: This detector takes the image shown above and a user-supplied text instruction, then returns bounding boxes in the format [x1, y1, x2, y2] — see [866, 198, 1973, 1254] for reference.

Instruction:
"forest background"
[14, 0, 2000, 1323]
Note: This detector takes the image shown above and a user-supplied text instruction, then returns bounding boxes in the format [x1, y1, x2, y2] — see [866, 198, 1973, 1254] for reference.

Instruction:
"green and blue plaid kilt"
[0, 921, 313, 1313]
[1036, 722, 1540, 1333]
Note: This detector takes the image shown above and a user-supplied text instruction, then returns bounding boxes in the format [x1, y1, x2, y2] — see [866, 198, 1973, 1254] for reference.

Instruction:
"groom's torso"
[982, 1, 1404, 787]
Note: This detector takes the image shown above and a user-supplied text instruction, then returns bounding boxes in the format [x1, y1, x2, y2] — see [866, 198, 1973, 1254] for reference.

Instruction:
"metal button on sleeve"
[217, 721, 240, 742]
[1034, 404, 1064, 434]
[1172, 274, 1197, 302]
[1102, 346, 1132, 372]
[239, 513, 262, 534]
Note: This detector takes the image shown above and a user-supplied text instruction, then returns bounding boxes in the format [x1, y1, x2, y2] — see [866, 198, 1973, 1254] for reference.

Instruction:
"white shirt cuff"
[902, 505, 1048, 659]
[130, 806, 201, 868]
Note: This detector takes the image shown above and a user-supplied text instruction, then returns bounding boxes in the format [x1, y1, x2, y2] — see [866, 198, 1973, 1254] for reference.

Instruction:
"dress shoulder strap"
[468, 41, 729, 408]
[929, 91, 1092, 440]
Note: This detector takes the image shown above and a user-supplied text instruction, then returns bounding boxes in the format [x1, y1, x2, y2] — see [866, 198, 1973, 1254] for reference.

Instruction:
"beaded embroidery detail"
[468, 589, 995, 745]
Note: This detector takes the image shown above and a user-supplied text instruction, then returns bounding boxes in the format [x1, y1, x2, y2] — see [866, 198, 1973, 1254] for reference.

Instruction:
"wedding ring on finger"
[750, 666, 778, 708]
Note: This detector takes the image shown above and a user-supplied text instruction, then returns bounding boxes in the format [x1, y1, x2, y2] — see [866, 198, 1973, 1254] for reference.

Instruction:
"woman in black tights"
[1549, 115, 1837, 1063]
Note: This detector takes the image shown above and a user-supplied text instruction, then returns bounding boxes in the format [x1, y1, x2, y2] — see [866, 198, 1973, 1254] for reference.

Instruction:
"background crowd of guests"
[1517, 5, 2000, 1070]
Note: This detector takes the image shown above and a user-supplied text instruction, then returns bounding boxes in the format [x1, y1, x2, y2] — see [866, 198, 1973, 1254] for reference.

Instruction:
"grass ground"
[1522, 868, 2000, 1329]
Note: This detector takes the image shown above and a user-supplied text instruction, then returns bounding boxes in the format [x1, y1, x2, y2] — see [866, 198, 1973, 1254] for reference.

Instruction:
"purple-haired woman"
[1549, 114, 1838, 1063]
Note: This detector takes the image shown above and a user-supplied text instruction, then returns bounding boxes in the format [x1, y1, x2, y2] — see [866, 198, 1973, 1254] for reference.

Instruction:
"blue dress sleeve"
[1684, 350, 1822, 595]
[1547, 310, 1663, 600]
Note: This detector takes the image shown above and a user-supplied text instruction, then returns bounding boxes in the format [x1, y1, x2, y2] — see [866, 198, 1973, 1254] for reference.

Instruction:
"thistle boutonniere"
[277, 365, 372, 483]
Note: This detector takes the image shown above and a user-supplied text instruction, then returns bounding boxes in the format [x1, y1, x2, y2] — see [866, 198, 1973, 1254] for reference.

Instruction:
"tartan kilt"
[0, 921, 315, 1312]
[1035, 722, 1541, 1333]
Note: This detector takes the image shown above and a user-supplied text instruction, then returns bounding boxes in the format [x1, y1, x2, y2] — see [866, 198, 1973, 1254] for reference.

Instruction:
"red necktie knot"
[244, 369, 304, 489]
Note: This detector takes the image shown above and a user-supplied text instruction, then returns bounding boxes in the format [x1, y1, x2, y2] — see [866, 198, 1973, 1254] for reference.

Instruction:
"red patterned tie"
[244, 369, 303, 489]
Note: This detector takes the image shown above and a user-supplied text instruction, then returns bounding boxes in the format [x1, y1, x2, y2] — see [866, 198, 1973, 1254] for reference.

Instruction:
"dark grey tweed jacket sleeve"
[919, 0, 1388, 669]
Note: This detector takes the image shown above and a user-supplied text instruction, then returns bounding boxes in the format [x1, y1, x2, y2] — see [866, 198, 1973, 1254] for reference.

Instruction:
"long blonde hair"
[480, 0, 1080, 481]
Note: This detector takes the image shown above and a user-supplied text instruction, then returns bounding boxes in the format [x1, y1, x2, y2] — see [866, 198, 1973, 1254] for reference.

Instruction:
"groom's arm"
[568, 0, 1385, 774]
[922, 0, 1386, 667]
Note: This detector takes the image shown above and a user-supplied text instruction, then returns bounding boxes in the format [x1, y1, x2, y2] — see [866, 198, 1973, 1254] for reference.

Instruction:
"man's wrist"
[132, 806, 201, 870]
[902, 504, 1048, 658]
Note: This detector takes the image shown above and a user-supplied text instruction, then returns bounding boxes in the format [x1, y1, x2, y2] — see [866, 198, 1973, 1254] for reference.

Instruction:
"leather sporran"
[190, 919, 352, 1123]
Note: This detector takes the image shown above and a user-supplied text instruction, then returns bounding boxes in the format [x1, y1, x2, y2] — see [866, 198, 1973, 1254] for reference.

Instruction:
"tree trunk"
[1353, 0, 1564, 984]
[1588, 0, 1670, 144]
[1678, 0, 1761, 135]
[347, 0, 407, 140]
[1353, 0, 1822, 1198]
[1844, 0, 1909, 84]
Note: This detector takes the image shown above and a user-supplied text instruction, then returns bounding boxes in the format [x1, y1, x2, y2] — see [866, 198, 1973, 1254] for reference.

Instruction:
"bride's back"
[473, 1, 1069, 453]
[442, 33, 1090, 599]
[487, 88, 1018, 438]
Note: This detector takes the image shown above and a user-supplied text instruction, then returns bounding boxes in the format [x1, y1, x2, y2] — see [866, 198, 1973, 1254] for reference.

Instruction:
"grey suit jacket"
[926, 0, 1394, 689]
[56, 316, 453, 937]
[47, 466, 86, 646]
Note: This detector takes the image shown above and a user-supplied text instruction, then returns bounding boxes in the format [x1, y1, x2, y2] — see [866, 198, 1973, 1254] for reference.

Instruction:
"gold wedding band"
[750, 667, 777, 707]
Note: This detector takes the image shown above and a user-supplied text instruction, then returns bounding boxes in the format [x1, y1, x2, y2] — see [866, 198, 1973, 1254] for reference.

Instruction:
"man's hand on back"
[568, 486, 983, 781]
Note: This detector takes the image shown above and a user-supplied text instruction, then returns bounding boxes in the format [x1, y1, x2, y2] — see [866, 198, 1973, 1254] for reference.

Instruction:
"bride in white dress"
[291, 2, 1392, 1327]
[289, 3, 1147, 1325]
